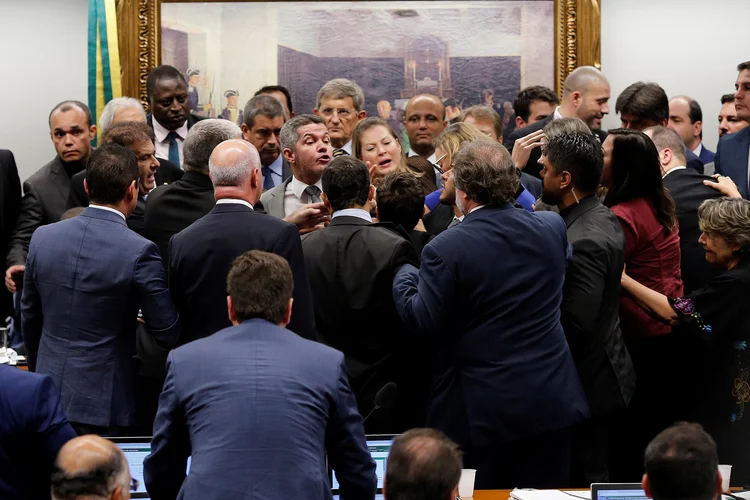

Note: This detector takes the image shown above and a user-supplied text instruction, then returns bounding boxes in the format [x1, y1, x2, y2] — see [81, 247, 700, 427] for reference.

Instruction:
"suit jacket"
[259, 176, 292, 219]
[143, 319, 377, 500]
[521, 172, 542, 199]
[146, 113, 204, 133]
[698, 145, 715, 165]
[409, 229, 435, 257]
[301, 215, 421, 431]
[559, 196, 636, 416]
[685, 149, 705, 174]
[21, 207, 179, 427]
[663, 168, 723, 293]
[6, 156, 82, 267]
[0, 150, 21, 319]
[0, 365, 76, 500]
[715, 126, 750, 198]
[143, 171, 215, 261]
[393, 203, 589, 447]
[423, 203, 456, 236]
[168, 202, 315, 344]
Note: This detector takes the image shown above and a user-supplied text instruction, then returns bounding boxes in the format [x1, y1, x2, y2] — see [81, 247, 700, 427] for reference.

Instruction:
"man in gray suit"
[260, 114, 333, 231]
[144, 250, 376, 500]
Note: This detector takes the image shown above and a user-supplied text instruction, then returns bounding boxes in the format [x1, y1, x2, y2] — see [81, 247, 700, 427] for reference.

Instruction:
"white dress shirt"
[693, 143, 703, 157]
[216, 198, 254, 210]
[284, 176, 323, 217]
[152, 118, 188, 167]
[332, 208, 372, 222]
[341, 140, 353, 155]
[88, 204, 126, 221]
[553, 106, 564, 121]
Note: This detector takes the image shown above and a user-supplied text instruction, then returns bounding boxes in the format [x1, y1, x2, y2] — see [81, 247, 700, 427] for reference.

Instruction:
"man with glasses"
[314, 78, 367, 155]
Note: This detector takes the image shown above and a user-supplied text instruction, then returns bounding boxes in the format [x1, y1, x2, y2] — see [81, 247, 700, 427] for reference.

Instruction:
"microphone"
[362, 382, 398, 424]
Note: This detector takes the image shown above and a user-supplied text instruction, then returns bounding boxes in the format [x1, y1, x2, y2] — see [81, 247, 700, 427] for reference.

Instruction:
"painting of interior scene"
[161, 1, 554, 143]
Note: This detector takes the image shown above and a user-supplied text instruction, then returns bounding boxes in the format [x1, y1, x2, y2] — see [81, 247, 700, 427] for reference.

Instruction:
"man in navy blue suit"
[668, 96, 714, 165]
[21, 144, 180, 436]
[0, 365, 76, 499]
[715, 61, 750, 198]
[145, 250, 376, 500]
[392, 140, 589, 489]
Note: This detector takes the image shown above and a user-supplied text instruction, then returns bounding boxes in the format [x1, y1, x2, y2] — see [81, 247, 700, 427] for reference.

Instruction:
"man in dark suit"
[144, 119, 242, 260]
[145, 250, 376, 500]
[302, 156, 420, 433]
[646, 126, 723, 293]
[5, 101, 96, 297]
[505, 66, 610, 177]
[241, 94, 291, 189]
[392, 140, 589, 489]
[21, 144, 179, 436]
[0, 365, 76, 499]
[0, 150, 20, 324]
[615, 82, 705, 173]
[668, 96, 714, 164]
[423, 166, 461, 236]
[145, 65, 204, 169]
[715, 61, 750, 198]
[169, 139, 315, 344]
[375, 171, 434, 257]
[540, 131, 636, 485]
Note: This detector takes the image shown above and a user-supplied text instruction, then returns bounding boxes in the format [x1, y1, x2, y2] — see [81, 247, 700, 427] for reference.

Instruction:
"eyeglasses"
[130, 477, 140, 492]
[432, 153, 447, 174]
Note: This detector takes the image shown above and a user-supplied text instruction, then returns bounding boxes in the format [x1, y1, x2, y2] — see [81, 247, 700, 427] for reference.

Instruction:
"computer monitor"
[331, 434, 396, 499]
[592, 483, 649, 500]
[109, 437, 191, 499]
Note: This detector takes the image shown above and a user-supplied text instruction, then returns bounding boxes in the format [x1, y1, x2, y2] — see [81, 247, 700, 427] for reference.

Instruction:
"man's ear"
[694, 120, 703, 140]
[227, 296, 237, 324]
[83, 178, 89, 196]
[368, 184, 376, 202]
[241, 123, 250, 140]
[313, 108, 320, 116]
[321, 192, 333, 214]
[127, 180, 137, 200]
[281, 298, 293, 327]
[560, 171, 573, 191]
[357, 110, 367, 121]
[571, 91, 583, 108]
[643, 474, 652, 499]
[89, 125, 97, 141]
[282, 148, 295, 165]
[515, 116, 527, 129]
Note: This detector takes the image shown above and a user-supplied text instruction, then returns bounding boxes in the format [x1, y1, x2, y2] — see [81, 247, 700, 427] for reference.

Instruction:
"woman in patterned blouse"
[621, 196, 750, 485]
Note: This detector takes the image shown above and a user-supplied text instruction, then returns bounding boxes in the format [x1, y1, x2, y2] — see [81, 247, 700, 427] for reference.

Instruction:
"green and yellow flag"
[88, 0, 122, 145]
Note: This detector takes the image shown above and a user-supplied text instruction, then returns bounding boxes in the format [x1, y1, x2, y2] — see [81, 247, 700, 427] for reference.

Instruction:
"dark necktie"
[447, 217, 461, 229]
[305, 185, 322, 204]
[167, 131, 181, 168]
[262, 166, 275, 191]
[333, 148, 348, 158]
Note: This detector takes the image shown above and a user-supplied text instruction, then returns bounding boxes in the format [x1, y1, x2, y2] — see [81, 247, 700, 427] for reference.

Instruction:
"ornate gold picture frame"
[116, 0, 601, 111]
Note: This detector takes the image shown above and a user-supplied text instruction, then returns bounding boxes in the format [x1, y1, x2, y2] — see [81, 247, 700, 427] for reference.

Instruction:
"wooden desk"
[473, 490, 513, 500]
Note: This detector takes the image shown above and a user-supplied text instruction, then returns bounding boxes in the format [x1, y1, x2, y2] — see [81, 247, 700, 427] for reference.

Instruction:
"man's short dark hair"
[49, 100, 93, 128]
[255, 85, 294, 115]
[146, 65, 187, 100]
[321, 156, 370, 212]
[645, 422, 719, 500]
[721, 94, 736, 105]
[513, 86, 560, 122]
[385, 428, 463, 500]
[101, 122, 154, 149]
[280, 114, 327, 153]
[243, 94, 286, 129]
[616, 82, 669, 124]
[376, 172, 425, 231]
[544, 132, 603, 194]
[51, 450, 124, 500]
[226, 250, 294, 325]
[85, 144, 139, 205]
[737, 61, 750, 72]
[453, 140, 519, 206]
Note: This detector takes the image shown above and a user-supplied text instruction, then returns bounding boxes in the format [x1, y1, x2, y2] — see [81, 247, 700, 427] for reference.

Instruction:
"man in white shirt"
[403, 94, 447, 183]
[668, 95, 714, 165]
[146, 65, 204, 168]
[314, 79, 366, 155]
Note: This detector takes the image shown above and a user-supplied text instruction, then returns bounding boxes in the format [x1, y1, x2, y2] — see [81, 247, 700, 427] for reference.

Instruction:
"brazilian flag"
[88, 0, 122, 146]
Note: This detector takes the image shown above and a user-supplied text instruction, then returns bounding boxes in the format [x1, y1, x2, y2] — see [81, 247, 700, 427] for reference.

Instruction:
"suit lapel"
[49, 157, 72, 205]
[265, 177, 291, 218]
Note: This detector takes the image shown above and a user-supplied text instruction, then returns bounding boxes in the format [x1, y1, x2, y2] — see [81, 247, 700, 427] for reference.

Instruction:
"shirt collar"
[216, 198, 254, 210]
[662, 166, 687, 179]
[290, 175, 323, 200]
[88, 204, 127, 221]
[553, 106, 564, 120]
[152, 117, 188, 143]
[332, 208, 372, 222]
[407, 149, 438, 164]
[267, 153, 283, 176]
[341, 140, 353, 155]
[692, 143, 703, 156]
[469, 204, 486, 214]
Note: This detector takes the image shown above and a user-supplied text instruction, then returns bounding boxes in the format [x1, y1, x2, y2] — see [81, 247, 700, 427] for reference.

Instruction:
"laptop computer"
[592, 483, 649, 500]
[109, 437, 191, 499]
[331, 434, 397, 500]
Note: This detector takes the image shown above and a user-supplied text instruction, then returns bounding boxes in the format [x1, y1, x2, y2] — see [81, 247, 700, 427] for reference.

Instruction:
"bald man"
[506, 66, 611, 177]
[51, 435, 131, 500]
[404, 94, 447, 185]
[167, 139, 315, 344]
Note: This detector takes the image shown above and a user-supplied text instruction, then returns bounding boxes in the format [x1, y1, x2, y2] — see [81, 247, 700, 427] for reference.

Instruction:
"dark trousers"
[571, 415, 614, 486]
[71, 422, 143, 437]
[464, 426, 572, 489]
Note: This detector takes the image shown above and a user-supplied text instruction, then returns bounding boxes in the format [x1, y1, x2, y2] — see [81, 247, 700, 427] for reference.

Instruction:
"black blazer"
[6, 156, 81, 267]
[423, 203, 455, 236]
[409, 229, 435, 257]
[0, 150, 21, 319]
[301, 216, 420, 432]
[143, 170, 215, 261]
[168, 202, 315, 344]
[560, 195, 636, 415]
[663, 168, 723, 294]
[146, 113, 204, 133]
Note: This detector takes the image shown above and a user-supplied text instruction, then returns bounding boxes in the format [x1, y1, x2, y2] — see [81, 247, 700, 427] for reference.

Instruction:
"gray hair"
[698, 198, 750, 256]
[280, 114, 326, 153]
[316, 78, 365, 111]
[646, 125, 687, 163]
[183, 119, 242, 174]
[98, 97, 146, 135]
[453, 140, 519, 205]
[208, 142, 260, 187]
[51, 448, 129, 500]
[243, 94, 286, 128]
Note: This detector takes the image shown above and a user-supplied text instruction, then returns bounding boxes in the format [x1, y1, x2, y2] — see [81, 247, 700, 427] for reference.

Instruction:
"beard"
[455, 193, 467, 216]
[540, 189, 562, 207]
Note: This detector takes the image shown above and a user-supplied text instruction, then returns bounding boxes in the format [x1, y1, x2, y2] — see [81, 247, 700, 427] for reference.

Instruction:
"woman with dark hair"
[621, 197, 750, 484]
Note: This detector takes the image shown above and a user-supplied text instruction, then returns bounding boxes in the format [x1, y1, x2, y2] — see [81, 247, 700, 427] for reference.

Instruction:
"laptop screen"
[111, 438, 191, 498]
[331, 435, 395, 492]
[592, 484, 649, 500]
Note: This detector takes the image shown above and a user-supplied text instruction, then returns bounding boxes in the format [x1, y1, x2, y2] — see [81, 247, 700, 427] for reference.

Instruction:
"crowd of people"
[1, 59, 750, 499]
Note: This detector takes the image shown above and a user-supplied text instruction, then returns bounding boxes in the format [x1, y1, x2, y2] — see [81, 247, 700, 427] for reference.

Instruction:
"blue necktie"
[167, 131, 180, 168]
[262, 166, 275, 190]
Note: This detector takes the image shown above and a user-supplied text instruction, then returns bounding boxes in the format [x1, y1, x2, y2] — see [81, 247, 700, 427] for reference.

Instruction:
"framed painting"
[116, 0, 600, 127]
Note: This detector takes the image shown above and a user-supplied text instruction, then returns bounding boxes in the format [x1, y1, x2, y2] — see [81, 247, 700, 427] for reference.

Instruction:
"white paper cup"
[719, 464, 732, 492]
[458, 469, 477, 498]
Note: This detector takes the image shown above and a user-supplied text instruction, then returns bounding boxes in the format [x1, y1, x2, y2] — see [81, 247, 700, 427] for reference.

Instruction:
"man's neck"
[90, 201, 129, 217]
[662, 162, 686, 176]
[292, 169, 322, 186]
[410, 144, 435, 157]
[557, 102, 575, 119]
[59, 155, 88, 176]
[331, 136, 350, 149]
[215, 187, 258, 205]
[688, 139, 701, 152]
[558, 189, 594, 212]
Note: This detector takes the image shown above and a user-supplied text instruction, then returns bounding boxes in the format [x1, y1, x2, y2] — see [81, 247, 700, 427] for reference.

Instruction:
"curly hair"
[698, 198, 750, 257]
[452, 140, 518, 206]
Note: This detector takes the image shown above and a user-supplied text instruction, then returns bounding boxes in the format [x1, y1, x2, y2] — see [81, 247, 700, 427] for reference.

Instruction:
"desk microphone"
[362, 382, 398, 424]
